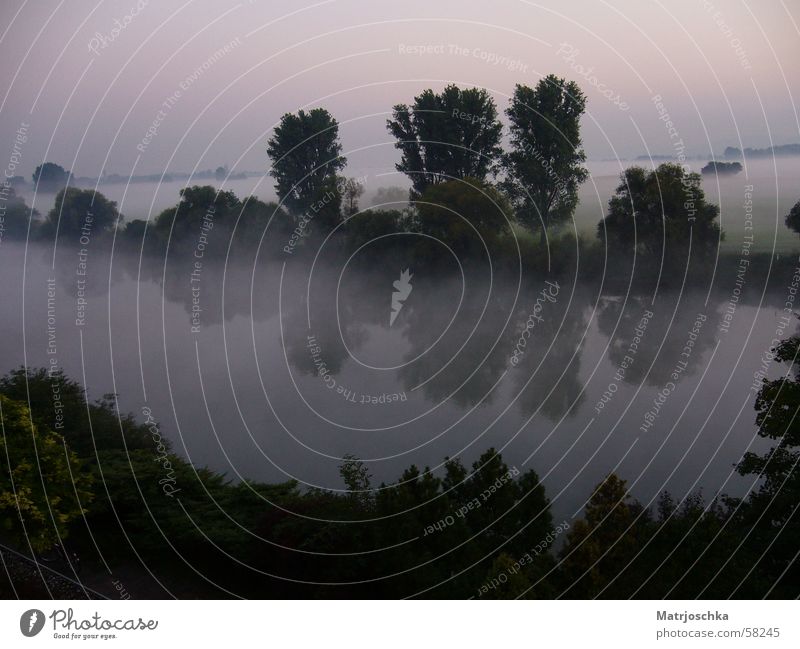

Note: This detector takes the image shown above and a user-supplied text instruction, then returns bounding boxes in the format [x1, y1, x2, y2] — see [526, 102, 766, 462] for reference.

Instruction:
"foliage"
[137, 186, 292, 258]
[153, 185, 238, 245]
[0, 395, 93, 552]
[267, 108, 347, 215]
[413, 177, 513, 257]
[41, 187, 121, 239]
[0, 186, 38, 239]
[32, 163, 71, 193]
[785, 199, 800, 235]
[0, 367, 153, 458]
[559, 474, 647, 597]
[700, 161, 742, 176]
[503, 76, 588, 241]
[0, 363, 793, 598]
[341, 177, 365, 216]
[387, 85, 503, 199]
[597, 163, 721, 257]
[345, 208, 407, 252]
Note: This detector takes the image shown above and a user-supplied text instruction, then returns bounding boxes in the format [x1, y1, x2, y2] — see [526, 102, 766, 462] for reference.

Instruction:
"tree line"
[1, 348, 798, 598]
[2, 75, 742, 272]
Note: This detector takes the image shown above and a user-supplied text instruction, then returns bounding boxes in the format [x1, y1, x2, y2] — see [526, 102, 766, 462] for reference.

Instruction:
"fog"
[12, 156, 800, 251]
[2, 219, 795, 525]
[3, 146, 799, 529]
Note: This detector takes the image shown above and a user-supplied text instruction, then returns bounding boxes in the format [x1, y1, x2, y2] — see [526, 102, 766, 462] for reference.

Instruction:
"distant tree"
[369, 186, 408, 211]
[503, 77, 588, 244]
[339, 454, 373, 510]
[341, 177, 365, 216]
[785, 199, 800, 235]
[267, 108, 347, 215]
[43, 188, 121, 239]
[700, 161, 742, 176]
[32, 163, 71, 193]
[0, 186, 39, 239]
[387, 85, 503, 199]
[0, 395, 93, 552]
[214, 165, 228, 181]
[597, 163, 720, 257]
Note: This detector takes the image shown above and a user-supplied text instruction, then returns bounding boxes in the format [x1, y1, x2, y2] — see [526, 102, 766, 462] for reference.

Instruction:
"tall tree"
[387, 85, 503, 199]
[267, 108, 347, 215]
[503, 76, 588, 243]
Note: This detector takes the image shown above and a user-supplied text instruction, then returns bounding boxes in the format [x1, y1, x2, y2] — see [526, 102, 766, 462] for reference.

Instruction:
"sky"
[0, 0, 798, 180]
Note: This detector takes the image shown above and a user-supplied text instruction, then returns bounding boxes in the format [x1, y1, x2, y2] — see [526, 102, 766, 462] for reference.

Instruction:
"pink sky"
[0, 0, 797, 178]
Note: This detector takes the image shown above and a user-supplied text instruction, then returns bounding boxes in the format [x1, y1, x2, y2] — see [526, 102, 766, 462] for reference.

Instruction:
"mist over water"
[2, 207, 793, 526]
[2, 0, 800, 607]
[14, 156, 800, 252]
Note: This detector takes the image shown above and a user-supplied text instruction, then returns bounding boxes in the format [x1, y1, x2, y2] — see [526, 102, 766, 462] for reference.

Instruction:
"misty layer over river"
[1, 220, 795, 524]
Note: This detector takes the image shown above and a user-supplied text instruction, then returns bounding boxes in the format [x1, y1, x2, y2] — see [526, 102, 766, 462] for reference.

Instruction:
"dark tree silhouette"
[153, 184, 239, 246]
[736, 333, 800, 596]
[0, 186, 38, 239]
[559, 474, 649, 597]
[387, 85, 503, 199]
[700, 160, 742, 176]
[341, 177, 364, 216]
[32, 162, 71, 193]
[42, 187, 120, 238]
[785, 199, 800, 235]
[598, 163, 720, 257]
[267, 108, 347, 216]
[503, 76, 588, 244]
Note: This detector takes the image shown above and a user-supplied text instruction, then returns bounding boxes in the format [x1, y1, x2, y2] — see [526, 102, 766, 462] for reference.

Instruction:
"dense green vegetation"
[598, 163, 721, 259]
[1, 356, 798, 598]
